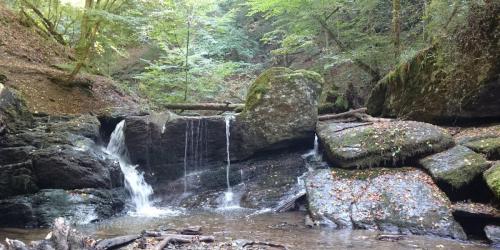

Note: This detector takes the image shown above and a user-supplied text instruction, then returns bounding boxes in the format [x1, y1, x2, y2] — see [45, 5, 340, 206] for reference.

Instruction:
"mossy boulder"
[316, 121, 454, 168]
[305, 168, 465, 239]
[464, 137, 500, 160]
[484, 162, 500, 199]
[367, 4, 499, 123]
[419, 145, 490, 191]
[235, 67, 323, 158]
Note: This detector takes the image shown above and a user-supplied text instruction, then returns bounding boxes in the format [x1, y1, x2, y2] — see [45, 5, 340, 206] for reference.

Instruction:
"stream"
[0, 210, 492, 249]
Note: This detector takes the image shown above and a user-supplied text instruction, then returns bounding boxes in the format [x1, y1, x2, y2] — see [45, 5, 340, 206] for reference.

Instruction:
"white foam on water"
[107, 120, 177, 217]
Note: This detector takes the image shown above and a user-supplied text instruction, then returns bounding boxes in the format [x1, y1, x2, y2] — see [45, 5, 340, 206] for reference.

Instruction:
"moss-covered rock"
[316, 121, 454, 168]
[305, 168, 465, 239]
[367, 3, 500, 122]
[235, 67, 323, 158]
[419, 146, 490, 190]
[465, 137, 500, 160]
[484, 162, 500, 199]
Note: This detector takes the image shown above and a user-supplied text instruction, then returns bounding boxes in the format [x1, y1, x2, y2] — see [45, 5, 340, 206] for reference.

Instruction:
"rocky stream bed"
[1, 68, 500, 249]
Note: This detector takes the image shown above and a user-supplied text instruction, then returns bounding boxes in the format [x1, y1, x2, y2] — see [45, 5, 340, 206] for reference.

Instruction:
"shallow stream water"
[0, 210, 493, 249]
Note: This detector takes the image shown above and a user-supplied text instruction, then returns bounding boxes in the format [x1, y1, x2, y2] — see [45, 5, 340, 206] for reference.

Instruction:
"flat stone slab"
[419, 145, 490, 190]
[317, 121, 454, 168]
[484, 161, 500, 199]
[465, 137, 500, 160]
[305, 168, 465, 239]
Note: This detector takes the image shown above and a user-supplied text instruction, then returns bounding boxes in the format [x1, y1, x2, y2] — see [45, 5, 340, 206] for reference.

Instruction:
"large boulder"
[366, 3, 499, 123]
[0, 189, 125, 227]
[419, 146, 491, 193]
[317, 121, 453, 168]
[484, 162, 500, 200]
[305, 168, 466, 239]
[234, 67, 323, 158]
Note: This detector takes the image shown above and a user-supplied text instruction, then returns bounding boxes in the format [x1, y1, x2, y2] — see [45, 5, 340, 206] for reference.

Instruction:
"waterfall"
[106, 120, 165, 217]
[182, 118, 207, 193]
[223, 114, 238, 207]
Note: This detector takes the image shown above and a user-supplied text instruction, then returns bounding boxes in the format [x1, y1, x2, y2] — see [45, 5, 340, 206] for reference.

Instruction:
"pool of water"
[0, 210, 492, 249]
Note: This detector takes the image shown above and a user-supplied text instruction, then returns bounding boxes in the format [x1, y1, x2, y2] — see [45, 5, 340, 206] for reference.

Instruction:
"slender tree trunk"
[183, 19, 191, 102]
[443, 1, 460, 31]
[315, 16, 381, 82]
[392, 0, 401, 59]
[69, 0, 94, 79]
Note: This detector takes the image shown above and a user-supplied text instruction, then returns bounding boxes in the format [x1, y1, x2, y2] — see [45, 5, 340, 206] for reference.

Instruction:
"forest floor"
[0, 4, 140, 116]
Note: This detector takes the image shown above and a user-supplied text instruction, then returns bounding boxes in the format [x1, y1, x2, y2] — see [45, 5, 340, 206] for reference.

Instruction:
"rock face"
[156, 151, 307, 209]
[484, 162, 500, 200]
[0, 189, 125, 227]
[317, 121, 454, 168]
[366, 3, 499, 122]
[0, 85, 125, 227]
[305, 168, 466, 239]
[419, 146, 490, 190]
[234, 67, 323, 158]
[124, 112, 228, 182]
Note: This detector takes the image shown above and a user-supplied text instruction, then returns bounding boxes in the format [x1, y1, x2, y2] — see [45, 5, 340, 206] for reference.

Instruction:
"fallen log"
[154, 235, 215, 250]
[95, 235, 141, 250]
[274, 190, 306, 213]
[376, 234, 406, 242]
[318, 108, 393, 123]
[241, 240, 289, 250]
[163, 103, 244, 112]
[318, 108, 367, 121]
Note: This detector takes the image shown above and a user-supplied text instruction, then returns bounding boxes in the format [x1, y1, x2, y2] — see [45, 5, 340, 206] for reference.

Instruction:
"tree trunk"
[20, 0, 67, 45]
[69, 0, 94, 80]
[314, 16, 381, 82]
[163, 103, 244, 111]
[392, 0, 401, 59]
[183, 18, 191, 102]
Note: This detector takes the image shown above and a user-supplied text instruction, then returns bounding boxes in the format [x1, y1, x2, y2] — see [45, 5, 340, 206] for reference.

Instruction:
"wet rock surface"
[317, 121, 454, 168]
[419, 146, 491, 192]
[485, 225, 500, 246]
[0, 189, 125, 228]
[124, 112, 228, 183]
[305, 168, 466, 239]
[0, 85, 125, 227]
[158, 151, 308, 209]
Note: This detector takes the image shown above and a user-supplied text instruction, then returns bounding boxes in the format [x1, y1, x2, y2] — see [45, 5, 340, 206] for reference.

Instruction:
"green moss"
[245, 67, 287, 111]
[484, 162, 500, 199]
[437, 151, 490, 189]
[367, 23, 498, 122]
[465, 138, 500, 158]
[244, 67, 323, 111]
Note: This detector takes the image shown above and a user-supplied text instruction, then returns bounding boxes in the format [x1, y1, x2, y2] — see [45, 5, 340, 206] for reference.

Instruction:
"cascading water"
[222, 114, 238, 208]
[107, 120, 168, 217]
[182, 119, 207, 193]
